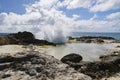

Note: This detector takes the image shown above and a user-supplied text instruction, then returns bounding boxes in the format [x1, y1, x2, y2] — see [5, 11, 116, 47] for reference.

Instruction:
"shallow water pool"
[40, 43, 115, 61]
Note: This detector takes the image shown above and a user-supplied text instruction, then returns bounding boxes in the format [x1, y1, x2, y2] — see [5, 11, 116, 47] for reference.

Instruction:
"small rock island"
[0, 31, 56, 46]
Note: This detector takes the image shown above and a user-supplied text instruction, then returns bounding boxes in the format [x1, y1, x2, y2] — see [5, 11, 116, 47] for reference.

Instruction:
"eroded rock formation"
[0, 51, 91, 80]
[0, 31, 56, 46]
[61, 53, 120, 80]
[68, 36, 117, 43]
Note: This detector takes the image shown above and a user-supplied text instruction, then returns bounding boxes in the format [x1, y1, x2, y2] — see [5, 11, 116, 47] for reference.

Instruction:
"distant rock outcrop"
[68, 36, 117, 43]
[78, 36, 115, 40]
[0, 31, 56, 46]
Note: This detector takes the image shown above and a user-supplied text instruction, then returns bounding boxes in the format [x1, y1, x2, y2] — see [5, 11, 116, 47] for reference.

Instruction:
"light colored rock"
[0, 45, 26, 55]
[0, 51, 92, 80]
[101, 73, 120, 80]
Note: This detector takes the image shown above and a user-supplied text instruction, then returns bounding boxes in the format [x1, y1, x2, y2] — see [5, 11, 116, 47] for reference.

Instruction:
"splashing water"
[34, 25, 69, 44]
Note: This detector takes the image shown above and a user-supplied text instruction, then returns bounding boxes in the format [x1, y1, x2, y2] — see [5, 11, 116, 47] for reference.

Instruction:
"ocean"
[0, 33, 9, 36]
[0, 32, 120, 40]
[71, 32, 120, 40]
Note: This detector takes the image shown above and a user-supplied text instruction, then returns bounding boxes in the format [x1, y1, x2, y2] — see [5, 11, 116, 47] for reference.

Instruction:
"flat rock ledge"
[68, 36, 119, 43]
[0, 51, 91, 80]
[61, 53, 120, 80]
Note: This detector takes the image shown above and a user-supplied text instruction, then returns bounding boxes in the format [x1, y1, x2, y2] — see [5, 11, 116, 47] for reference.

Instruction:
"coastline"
[0, 32, 120, 80]
[0, 42, 120, 56]
[0, 43, 120, 80]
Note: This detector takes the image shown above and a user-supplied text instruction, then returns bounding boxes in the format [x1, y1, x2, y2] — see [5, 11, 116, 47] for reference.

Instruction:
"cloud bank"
[0, 0, 120, 43]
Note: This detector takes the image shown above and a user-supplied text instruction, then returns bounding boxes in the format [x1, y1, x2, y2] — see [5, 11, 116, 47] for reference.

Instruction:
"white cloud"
[0, 0, 120, 43]
[72, 14, 80, 20]
[71, 20, 120, 32]
[0, 0, 75, 43]
[27, 0, 58, 10]
[90, 0, 120, 12]
[58, 0, 120, 12]
[57, 0, 92, 9]
[90, 14, 97, 20]
[67, 0, 92, 9]
[107, 12, 120, 20]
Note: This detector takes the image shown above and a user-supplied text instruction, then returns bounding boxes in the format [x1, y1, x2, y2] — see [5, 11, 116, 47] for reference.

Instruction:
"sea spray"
[1, 23, 70, 44]
[3, 24, 70, 44]
[0, 0, 72, 43]
[35, 25, 69, 44]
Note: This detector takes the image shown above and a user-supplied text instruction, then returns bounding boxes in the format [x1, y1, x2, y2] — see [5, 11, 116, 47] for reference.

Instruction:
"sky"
[0, 0, 120, 42]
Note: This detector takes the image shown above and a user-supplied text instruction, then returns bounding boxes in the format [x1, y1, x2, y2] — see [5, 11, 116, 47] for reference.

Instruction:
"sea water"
[0, 33, 9, 36]
[1, 32, 120, 40]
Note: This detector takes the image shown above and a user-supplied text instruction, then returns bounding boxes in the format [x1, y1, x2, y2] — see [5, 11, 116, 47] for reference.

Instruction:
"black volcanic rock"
[69, 36, 116, 43]
[79, 36, 115, 40]
[84, 39, 92, 43]
[0, 31, 56, 46]
[0, 51, 91, 80]
[62, 53, 120, 80]
[77, 58, 120, 79]
[93, 38, 104, 43]
[61, 53, 83, 63]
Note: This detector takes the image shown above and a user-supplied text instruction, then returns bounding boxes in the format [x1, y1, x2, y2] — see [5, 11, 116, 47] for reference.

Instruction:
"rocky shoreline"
[0, 31, 119, 45]
[68, 36, 119, 43]
[0, 45, 119, 80]
[0, 32, 120, 80]
[0, 31, 56, 46]
[0, 51, 92, 80]
[61, 52, 120, 80]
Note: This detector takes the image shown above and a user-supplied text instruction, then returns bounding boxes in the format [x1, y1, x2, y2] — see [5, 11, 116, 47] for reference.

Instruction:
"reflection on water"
[42, 43, 114, 61]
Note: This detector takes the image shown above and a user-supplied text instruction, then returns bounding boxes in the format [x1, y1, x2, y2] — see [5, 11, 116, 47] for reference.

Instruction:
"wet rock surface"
[0, 31, 56, 46]
[61, 53, 83, 63]
[61, 53, 120, 80]
[0, 51, 91, 80]
[77, 36, 115, 40]
[68, 36, 118, 43]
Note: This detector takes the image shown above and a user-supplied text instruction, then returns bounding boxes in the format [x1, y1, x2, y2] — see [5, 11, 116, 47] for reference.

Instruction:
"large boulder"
[9, 31, 35, 43]
[61, 53, 83, 63]
[93, 38, 104, 43]
[0, 31, 56, 46]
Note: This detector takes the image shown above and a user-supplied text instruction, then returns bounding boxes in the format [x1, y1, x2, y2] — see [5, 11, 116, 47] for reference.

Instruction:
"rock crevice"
[0, 51, 91, 80]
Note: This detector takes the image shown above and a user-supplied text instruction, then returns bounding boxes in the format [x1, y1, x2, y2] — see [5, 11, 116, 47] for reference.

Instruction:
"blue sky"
[0, 0, 120, 34]
[0, 0, 37, 14]
[60, 7, 93, 20]
[0, 0, 119, 20]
